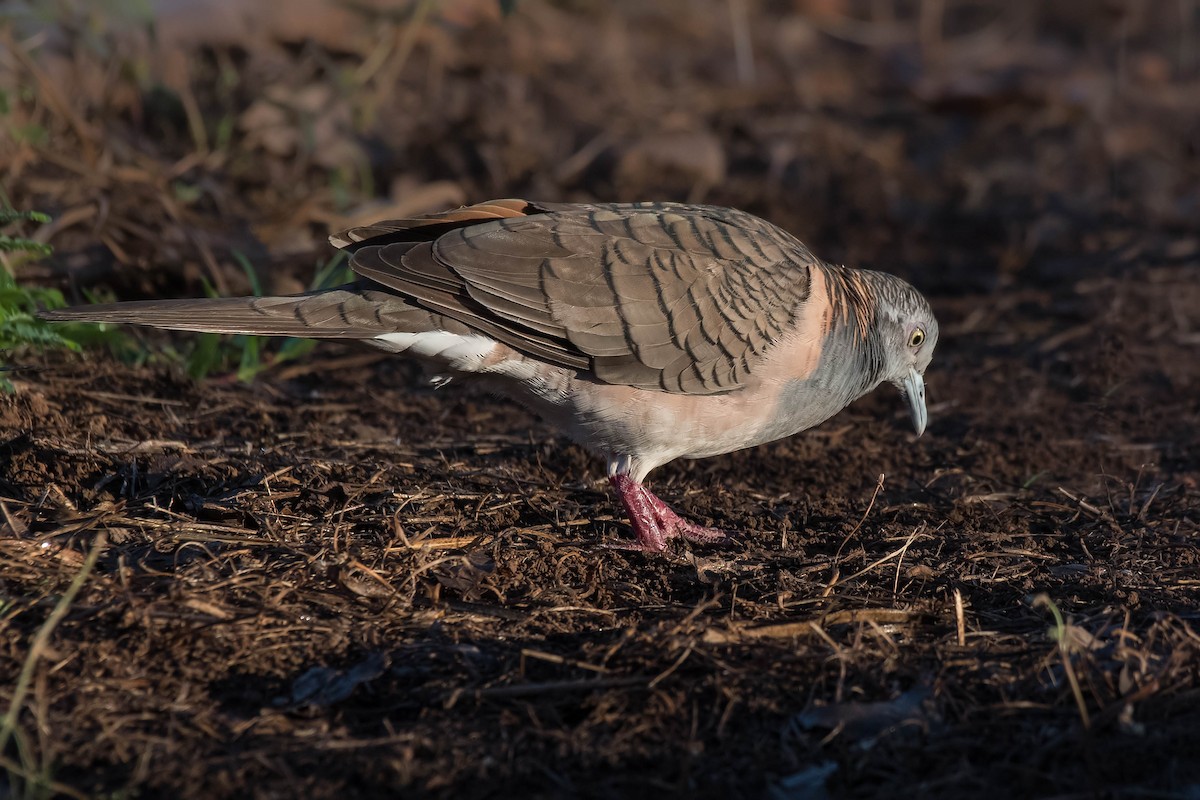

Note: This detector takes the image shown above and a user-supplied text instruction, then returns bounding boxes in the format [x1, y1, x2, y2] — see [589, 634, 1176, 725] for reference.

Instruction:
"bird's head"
[874, 276, 939, 437]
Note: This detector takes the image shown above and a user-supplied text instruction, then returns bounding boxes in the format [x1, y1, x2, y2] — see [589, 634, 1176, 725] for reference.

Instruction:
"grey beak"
[900, 367, 928, 437]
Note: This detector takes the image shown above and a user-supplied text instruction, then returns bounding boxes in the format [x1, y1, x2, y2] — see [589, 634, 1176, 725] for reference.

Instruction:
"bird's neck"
[816, 264, 888, 399]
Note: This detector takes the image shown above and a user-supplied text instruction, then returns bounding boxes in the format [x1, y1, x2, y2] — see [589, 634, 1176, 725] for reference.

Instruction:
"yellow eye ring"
[908, 328, 925, 348]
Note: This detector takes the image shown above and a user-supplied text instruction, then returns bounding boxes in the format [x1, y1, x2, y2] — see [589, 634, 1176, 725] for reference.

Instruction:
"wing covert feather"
[341, 201, 819, 394]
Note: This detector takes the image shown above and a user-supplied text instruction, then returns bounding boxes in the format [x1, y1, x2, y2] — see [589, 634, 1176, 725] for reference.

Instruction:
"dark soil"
[2, 1, 1200, 797]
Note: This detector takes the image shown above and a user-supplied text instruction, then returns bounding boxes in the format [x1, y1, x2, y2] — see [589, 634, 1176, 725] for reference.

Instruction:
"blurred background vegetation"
[1, 0, 1197, 373]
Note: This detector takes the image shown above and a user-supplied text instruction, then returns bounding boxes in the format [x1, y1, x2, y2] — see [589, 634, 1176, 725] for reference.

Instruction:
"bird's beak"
[899, 367, 927, 437]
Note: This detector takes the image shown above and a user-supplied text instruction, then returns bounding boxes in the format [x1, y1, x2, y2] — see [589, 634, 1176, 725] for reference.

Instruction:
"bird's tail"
[38, 285, 420, 339]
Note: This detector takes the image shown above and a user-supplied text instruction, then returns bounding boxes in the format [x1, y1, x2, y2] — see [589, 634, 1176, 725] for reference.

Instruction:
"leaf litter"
[2, 0, 1200, 797]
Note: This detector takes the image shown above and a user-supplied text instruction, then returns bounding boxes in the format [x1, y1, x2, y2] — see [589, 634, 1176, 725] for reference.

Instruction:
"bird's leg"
[608, 474, 729, 552]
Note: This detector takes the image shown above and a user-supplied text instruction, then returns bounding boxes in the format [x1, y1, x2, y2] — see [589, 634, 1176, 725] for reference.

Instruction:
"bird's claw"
[608, 474, 730, 552]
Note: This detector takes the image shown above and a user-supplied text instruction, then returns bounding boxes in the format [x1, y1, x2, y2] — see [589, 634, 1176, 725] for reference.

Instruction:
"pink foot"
[608, 474, 730, 552]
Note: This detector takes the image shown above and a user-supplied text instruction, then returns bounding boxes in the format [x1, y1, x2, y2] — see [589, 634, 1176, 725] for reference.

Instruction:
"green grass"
[2, 207, 355, 388]
[181, 250, 353, 382]
[0, 209, 136, 391]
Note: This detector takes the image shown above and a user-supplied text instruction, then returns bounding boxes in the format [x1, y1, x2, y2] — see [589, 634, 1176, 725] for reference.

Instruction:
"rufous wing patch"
[329, 198, 535, 248]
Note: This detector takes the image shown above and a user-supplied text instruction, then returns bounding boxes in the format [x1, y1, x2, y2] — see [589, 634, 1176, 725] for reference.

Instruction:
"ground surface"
[2, 1, 1200, 798]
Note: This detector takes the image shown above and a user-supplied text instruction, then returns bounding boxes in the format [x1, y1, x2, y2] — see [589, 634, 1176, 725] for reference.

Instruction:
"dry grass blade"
[954, 588, 966, 647]
[1032, 593, 1092, 730]
[0, 752, 89, 800]
[0, 533, 107, 795]
[703, 609, 913, 644]
[823, 473, 886, 596]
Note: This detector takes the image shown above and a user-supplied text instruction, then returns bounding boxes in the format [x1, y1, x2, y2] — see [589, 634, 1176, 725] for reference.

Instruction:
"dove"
[41, 199, 938, 551]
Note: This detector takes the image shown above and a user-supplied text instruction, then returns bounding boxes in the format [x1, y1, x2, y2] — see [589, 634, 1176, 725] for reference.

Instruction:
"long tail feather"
[38, 287, 414, 339]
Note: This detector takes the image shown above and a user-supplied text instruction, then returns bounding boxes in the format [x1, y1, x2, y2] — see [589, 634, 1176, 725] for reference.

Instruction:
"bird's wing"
[339, 200, 819, 394]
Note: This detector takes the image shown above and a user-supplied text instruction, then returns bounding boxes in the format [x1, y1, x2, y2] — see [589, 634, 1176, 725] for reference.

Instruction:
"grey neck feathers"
[817, 318, 885, 401]
[818, 265, 888, 400]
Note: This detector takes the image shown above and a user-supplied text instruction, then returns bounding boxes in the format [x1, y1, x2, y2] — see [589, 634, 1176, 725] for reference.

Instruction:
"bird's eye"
[908, 328, 925, 348]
